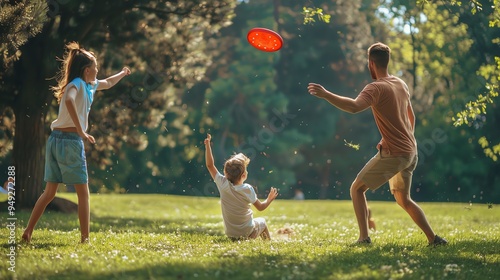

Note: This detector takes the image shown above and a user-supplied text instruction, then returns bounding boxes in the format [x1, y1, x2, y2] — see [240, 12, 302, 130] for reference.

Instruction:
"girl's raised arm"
[97, 67, 131, 90]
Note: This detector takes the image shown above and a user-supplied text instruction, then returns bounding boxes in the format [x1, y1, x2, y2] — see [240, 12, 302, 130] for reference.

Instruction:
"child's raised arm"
[253, 187, 278, 211]
[204, 133, 218, 180]
[97, 67, 131, 90]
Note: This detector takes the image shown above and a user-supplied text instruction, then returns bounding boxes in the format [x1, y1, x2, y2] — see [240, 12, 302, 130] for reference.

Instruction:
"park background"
[1, 0, 499, 209]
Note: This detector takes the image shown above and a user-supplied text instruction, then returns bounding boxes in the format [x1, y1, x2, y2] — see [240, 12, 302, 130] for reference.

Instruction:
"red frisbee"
[247, 27, 283, 52]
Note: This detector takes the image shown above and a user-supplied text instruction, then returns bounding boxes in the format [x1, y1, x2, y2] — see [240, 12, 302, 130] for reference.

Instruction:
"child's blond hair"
[224, 153, 250, 184]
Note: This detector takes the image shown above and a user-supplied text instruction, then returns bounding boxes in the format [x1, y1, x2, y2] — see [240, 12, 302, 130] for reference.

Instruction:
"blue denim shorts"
[44, 130, 88, 184]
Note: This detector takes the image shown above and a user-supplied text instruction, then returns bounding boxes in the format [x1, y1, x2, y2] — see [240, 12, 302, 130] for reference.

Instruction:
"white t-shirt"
[51, 77, 98, 132]
[214, 172, 258, 238]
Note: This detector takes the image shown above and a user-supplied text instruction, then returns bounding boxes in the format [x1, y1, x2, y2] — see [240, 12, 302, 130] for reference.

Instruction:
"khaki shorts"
[358, 149, 418, 194]
[248, 217, 267, 239]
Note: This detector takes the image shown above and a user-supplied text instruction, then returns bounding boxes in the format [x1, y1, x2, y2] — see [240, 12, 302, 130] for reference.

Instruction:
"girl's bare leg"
[22, 182, 59, 242]
[74, 183, 90, 243]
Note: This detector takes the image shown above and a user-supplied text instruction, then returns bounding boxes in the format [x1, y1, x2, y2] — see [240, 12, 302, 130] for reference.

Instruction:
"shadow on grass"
[20, 240, 500, 280]
[91, 216, 223, 235]
[20, 242, 488, 279]
[13, 214, 228, 244]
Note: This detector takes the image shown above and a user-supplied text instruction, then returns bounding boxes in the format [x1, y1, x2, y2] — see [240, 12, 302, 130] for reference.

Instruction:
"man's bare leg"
[393, 190, 435, 243]
[350, 178, 370, 242]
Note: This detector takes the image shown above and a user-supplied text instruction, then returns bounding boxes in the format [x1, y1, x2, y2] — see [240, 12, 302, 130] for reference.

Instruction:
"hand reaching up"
[267, 187, 279, 202]
[204, 133, 212, 145]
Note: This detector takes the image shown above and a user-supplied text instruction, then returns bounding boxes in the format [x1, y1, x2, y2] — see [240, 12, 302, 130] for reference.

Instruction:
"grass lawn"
[1, 193, 499, 279]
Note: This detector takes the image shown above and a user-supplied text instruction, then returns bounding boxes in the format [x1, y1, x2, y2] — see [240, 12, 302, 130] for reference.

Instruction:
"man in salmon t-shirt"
[307, 42, 447, 247]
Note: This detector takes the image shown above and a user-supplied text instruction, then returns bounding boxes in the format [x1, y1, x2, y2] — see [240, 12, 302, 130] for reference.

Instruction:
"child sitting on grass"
[204, 133, 278, 240]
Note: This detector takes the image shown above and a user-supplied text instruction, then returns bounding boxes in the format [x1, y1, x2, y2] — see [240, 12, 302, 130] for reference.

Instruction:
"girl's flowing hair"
[51, 42, 96, 103]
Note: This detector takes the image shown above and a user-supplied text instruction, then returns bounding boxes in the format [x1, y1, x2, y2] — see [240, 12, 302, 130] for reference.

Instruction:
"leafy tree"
[198, 0, 312, 198]
[448, 0, 500, 161]
[302, 1, 499, 161]
[380, 0, 500, 202]
[0, 0, 48, 156]
[0, 0, 237, 209]
[298, 0, 499, 202]
[276, 0, 384, 199]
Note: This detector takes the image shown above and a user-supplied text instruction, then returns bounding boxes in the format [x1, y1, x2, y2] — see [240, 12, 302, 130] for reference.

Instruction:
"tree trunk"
[12, 34, 76, 212]
[13, 35, 50, 209]
[13, 106, 46, 209]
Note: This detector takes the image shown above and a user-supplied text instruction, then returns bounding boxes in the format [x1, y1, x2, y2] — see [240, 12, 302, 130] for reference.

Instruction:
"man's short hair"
[368, 42, 391, 69]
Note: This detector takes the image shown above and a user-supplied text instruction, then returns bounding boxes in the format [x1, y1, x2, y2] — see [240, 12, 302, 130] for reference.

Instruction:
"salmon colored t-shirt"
[358, 76, 417, 156]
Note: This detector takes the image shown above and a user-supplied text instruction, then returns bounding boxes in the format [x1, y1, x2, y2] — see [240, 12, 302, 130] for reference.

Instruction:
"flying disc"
[247, 27, 283, 52]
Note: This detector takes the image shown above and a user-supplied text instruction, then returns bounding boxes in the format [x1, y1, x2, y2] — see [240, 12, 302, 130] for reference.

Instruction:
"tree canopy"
[1, 0, 498, 206]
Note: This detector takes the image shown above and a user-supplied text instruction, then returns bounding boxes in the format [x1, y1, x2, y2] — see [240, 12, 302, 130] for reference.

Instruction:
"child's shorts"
[44, 130, 88, 184]
[248, 217, 267, 239]
[358, 148, 418, 194]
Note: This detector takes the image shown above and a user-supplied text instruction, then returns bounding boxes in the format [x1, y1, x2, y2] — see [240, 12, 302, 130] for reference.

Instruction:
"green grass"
[1, 193, 499, 280]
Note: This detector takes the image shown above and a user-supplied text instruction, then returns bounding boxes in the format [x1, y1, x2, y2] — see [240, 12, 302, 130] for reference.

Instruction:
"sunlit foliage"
[302, 6, 331, 24]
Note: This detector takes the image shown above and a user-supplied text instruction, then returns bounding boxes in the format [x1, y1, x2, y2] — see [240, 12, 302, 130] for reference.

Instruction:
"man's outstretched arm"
[308, 83, 370, 114]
